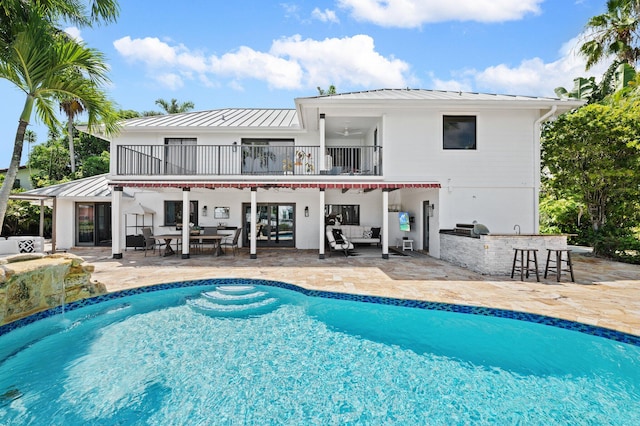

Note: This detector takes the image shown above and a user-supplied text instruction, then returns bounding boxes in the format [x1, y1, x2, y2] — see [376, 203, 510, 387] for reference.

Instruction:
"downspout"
[533, 105, 557, 233]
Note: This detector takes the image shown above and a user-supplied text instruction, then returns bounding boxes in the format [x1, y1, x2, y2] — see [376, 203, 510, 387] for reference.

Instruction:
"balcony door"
[243, 203, 295, 247]
[241, 139, 293, 175]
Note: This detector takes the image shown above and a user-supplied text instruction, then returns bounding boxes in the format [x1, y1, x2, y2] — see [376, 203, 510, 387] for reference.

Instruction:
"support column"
[51, 197, 58, 253]
[112, 187, 123, 259]
[39, 199, 45, 237]
[319, 188, 325, 259]
[182, 187, 190, 259]
[319, 113, 326, 171]
[382, 190, 389, 259]
[250, 188, 257, 259]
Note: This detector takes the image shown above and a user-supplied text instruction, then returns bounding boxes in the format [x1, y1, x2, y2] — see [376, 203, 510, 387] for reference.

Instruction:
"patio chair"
[142, 227, 165, 257]
[220, 228, 241, 256]
[326, 228, 354, 257]
[196, 226, 218, 254]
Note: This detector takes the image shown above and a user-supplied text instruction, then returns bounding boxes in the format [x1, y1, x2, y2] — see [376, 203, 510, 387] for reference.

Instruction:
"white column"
[112, 186, 123, 259]
[39, 199, 45, 237]
[319, 113, 326, 171]
[250, 188, 257, 259]
[382, 190, 389, 259]
[319, 188, 325, 258]
[182, 187, 190, 258]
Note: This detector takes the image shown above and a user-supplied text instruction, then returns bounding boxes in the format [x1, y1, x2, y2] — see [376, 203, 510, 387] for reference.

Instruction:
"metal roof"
[297, 88, 580, 103]
[121, 108, 299, 129]
[16, 174, 112, 198]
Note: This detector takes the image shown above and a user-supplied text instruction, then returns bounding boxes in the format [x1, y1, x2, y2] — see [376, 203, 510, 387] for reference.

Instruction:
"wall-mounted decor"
[214, 207, 230, 219]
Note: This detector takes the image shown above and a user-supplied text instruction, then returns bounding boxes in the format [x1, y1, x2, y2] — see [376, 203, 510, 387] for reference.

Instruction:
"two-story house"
[40, 89, 581, 258]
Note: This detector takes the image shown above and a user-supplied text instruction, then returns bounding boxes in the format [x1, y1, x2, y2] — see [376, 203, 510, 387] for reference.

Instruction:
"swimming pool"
[1, 279, 639, 424]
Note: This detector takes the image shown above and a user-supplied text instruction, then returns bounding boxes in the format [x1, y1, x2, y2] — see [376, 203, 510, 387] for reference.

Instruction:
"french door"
[76, 202, 112, 246]
[243, 203, 295, 247]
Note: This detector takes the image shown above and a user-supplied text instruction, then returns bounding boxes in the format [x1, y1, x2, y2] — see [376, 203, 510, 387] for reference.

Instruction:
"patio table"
[153, 234, 223, 256]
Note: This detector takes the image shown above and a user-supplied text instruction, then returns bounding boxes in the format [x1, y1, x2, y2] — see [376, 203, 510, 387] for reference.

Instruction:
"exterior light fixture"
[202, 205, 208, 216]
[304, 206, 309, 217]
[232, 141, 238, 153]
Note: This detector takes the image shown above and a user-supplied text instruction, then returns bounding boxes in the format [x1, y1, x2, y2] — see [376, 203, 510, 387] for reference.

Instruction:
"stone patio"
[71, 246, 640, 336]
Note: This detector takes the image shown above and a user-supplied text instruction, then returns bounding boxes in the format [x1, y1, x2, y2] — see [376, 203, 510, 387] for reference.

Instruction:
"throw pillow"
[332, 229, 345, 244]
[363, 230, 373, 239]
[371, 227, 381, 239]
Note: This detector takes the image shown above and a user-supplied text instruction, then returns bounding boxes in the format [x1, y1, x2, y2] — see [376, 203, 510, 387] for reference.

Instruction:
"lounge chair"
[326, 228, 354, 257]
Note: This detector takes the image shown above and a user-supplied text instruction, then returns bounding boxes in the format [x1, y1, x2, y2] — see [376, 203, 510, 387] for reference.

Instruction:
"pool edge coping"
[1, 278, 639, 347]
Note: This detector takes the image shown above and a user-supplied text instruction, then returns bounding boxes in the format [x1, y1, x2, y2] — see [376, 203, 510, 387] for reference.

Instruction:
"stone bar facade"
[0, 253, 106, 325]
[440, 233, 568, 275]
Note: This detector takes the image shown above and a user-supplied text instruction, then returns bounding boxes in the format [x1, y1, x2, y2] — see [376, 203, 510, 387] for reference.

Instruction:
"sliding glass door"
[76, 202, 112, 246]
[243, 203, 295, 247]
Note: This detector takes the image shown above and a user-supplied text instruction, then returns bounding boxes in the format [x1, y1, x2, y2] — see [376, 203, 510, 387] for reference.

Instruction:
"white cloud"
[64, 26, 82, 41]
[312, 8, 340, 23]
[426, 34, 610, 97]
[338, 0, 542, 27]
[114, 36, 177, 66]
[155, 73, 183, 90]
[114, 34, 412, 91]
[210, 46, 303, 89]
[271, 34, 412, 88]
[472, 35, 609, 96]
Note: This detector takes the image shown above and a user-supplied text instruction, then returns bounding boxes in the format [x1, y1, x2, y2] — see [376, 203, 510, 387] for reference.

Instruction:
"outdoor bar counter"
[440, 231, 568, 275]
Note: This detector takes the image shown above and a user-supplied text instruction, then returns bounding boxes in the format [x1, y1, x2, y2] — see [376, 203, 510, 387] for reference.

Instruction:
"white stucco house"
[20, 89, 582, 259]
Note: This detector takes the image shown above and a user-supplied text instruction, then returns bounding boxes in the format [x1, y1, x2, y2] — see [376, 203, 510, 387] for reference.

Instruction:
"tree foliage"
[541, 103, 640, 255]
[155, 98, 195, 114]
[0, 4, 119, 230]
[579, 0, 640, 69]
[317, 85, 337, 95]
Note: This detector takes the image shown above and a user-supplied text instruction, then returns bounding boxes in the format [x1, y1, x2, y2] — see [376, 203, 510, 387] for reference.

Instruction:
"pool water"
[1, 283, 639, 424]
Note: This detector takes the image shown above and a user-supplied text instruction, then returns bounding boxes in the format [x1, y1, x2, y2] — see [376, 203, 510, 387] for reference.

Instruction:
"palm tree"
[0, 10, 119, 230]
[60, 98, 85, 173]
[579, 0, 640, 69]
[155, 98, 195, 114]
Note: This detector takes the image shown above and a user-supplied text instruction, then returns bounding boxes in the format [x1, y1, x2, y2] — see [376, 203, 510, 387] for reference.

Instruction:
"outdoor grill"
[450, 223, 490, 238]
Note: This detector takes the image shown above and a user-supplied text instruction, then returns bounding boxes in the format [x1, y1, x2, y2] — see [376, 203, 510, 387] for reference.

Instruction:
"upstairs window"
[443, 116, 476, 150]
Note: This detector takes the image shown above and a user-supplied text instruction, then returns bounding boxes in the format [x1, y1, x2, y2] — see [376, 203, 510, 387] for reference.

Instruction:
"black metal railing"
[116, 145, 382, 176]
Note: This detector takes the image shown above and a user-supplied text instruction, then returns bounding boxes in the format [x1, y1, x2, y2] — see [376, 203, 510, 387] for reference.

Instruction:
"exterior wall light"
[202, 205, 208, 216]
[232, 141, 238, 153]
[304, 206, 309, 217]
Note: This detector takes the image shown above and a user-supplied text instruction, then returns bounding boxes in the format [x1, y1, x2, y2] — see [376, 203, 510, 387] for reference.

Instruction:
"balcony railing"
[116, 145, 382, 176]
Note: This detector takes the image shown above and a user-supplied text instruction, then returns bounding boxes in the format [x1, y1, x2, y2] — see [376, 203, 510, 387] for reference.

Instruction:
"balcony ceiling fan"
[335, 126, 362, 137]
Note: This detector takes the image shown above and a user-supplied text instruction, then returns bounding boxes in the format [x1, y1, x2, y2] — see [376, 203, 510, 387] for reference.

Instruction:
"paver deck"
[72, 246, 640, 336]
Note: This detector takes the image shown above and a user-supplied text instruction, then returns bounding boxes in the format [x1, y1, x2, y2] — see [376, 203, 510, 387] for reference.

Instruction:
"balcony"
[116, 145, 382, 177]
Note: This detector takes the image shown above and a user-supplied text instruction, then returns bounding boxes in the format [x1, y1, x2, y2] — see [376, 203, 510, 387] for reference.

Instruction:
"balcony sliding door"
[241, 139, 293, 175]
[165, 138, 197, 175]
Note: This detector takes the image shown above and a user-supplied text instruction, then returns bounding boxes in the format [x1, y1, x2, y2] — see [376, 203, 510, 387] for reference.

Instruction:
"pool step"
[187, 286, 279, 318]
[201, 290, 268, 305]
[216, 285, 257, 296]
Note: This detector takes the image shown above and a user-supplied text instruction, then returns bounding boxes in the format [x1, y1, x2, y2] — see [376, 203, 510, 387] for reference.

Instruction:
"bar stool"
[544, 249, 575, 282]
[511, 248, 540, 281]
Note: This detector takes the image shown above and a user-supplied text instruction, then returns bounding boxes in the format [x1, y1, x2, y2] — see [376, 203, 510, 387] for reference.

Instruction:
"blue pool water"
[1, 280, 639, 424]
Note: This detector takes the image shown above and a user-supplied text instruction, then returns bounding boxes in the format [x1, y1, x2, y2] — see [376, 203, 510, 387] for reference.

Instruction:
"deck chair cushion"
[332, 229, 345, 244]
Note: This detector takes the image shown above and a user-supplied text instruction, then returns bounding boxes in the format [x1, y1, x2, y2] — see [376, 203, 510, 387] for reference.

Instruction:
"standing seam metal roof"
[122, 108, 299, 129]
[18, 174, 111, 198]
[297, 88, 575, 102]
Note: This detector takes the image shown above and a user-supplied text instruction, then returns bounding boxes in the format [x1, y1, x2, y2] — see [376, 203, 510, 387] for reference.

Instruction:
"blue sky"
[0, 0, 608, 168]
